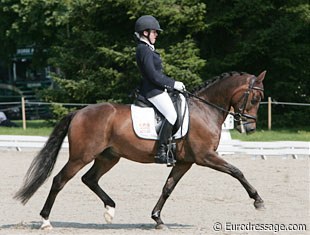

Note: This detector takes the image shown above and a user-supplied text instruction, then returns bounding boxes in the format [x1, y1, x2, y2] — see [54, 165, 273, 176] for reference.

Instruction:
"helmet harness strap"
[145, 29, 153, 45]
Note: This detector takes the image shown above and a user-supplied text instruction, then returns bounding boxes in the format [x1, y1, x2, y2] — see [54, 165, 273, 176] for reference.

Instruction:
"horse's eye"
[251, 98, 259, 105]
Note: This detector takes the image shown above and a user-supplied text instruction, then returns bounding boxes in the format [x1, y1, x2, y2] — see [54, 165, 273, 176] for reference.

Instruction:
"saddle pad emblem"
[138, 121, 153, 134]
[131, 94, 189, 140]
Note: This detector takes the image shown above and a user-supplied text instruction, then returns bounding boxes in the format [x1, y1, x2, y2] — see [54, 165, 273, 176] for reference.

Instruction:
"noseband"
[181, 76, 264, 123]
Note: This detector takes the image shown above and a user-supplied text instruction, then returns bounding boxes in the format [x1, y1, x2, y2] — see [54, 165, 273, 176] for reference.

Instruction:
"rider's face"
[144, 30, 158, 44]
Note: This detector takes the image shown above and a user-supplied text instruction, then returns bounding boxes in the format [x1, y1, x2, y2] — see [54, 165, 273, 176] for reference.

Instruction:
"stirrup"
[155, 150, 176, 167]
[154, 154, 175, 167]
[154, 144, 176, 167]
[166, 142, 176, 167]
[154, 145, 168, 164]
[154, 155, 167, 164]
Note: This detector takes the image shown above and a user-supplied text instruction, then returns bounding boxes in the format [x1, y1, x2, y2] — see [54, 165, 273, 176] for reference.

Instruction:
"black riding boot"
[155, 119, 173, 164]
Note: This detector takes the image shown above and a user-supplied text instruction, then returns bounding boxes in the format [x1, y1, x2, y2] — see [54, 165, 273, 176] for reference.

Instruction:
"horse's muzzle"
[236, 120, 256, 134]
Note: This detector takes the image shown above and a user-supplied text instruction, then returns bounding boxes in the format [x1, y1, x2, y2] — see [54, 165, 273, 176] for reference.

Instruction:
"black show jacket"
[136, 41, 175, 98]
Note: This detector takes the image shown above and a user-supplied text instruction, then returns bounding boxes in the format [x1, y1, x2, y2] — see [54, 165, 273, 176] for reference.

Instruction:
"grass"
[0, 120, 53, 136]
[0, 120, 309, 141]
[231, 129, 310, 141]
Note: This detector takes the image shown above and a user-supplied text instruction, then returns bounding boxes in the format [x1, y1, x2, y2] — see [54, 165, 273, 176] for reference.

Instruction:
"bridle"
[234, 76, 264, 122]
[181, 76, 264, 123]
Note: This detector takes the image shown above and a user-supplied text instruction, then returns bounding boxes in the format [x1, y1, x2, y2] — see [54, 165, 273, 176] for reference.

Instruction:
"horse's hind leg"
[81, 151, 120, 224]
[40, 159, 87, 229]
[196, 151, 264, 209]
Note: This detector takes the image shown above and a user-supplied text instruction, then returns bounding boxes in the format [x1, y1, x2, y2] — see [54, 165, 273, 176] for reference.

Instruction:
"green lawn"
[0, 120, 53, 136]
[231, 129, 310, 141]
[0, 120, 309, 141]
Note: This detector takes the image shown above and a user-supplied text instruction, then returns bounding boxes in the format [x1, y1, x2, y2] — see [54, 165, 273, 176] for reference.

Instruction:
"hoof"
[104, 205, 115, 224]
[40, 219, 53, 230]
[254, 199, 265, 210]
[155, 223, 168, 230]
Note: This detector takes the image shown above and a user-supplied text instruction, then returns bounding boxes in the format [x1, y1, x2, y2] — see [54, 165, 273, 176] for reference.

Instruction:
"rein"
[180, 76, 264, 122]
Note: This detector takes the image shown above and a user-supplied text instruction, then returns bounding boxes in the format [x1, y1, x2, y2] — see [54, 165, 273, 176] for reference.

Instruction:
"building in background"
[0, 47, 52, 119]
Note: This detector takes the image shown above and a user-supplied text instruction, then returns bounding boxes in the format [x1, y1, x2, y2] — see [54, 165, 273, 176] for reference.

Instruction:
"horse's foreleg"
[81, 153, 120, 224]
[196, 151, 264, 209]
[151, 162, 192, 229]
[39, 160, 86, 229]
[229, 162, 264, 209]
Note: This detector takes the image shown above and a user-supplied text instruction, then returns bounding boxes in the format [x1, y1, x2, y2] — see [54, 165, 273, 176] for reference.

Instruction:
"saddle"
[131, 90, 189, 140]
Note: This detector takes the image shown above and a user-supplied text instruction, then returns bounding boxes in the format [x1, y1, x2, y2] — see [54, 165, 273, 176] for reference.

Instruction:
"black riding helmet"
[135, 15, 163, 33]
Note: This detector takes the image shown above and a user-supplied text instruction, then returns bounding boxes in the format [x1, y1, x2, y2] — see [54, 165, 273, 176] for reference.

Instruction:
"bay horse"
[15, 71, 266, 229]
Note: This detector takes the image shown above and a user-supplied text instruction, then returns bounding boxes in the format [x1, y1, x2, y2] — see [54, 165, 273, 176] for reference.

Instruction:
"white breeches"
[148, 92, 177, 125]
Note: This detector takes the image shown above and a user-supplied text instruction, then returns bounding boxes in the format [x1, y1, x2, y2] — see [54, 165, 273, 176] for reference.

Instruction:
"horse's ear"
[257, 70, 266, 82]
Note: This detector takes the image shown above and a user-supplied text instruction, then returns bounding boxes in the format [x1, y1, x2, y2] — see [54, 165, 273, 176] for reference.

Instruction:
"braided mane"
[192, 71, 247, 94]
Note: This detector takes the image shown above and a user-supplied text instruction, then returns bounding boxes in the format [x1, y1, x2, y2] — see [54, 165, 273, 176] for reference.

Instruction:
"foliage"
[27, 0, 206, 105]
[0, 0, 69, 66]
[199, 0, 309, 127]
[201, 0, 309, 104]
[47, 103, 77, 125]
[0, 0, 309, 126]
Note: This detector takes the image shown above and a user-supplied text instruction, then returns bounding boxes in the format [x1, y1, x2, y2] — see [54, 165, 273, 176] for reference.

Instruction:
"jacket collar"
[139, 38, 155, 51]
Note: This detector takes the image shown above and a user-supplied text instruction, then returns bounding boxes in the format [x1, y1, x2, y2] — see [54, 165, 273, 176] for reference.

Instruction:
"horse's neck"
[200, 84, 234, 111]
[194, 79, 240, 123]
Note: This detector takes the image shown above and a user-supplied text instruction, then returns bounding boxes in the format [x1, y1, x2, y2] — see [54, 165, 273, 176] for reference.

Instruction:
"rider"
[134, 15, 186, 164]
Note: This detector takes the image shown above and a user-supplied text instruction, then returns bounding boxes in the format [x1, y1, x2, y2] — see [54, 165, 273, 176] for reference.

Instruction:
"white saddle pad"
[131, 94, 189, 140]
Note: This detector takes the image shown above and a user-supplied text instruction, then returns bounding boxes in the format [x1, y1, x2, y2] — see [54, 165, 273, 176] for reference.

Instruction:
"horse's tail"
[14, 111, 77, 205]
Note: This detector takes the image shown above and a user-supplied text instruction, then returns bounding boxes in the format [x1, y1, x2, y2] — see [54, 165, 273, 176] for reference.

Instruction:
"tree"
[201, 0, 309, 102]
[38, 0, 207, 104]
[0, 0, 69, 67]
[199, 0, 309, 127]
[1, 0, 308, 127]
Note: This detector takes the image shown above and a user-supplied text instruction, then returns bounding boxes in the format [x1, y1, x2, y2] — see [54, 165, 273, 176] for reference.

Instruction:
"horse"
[14, 71, 266, 230]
